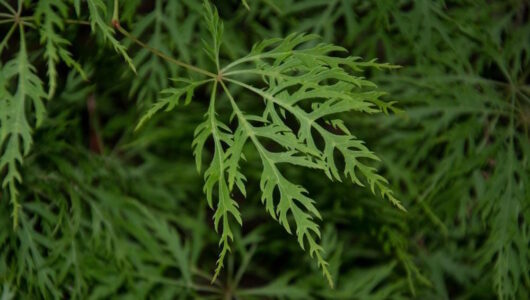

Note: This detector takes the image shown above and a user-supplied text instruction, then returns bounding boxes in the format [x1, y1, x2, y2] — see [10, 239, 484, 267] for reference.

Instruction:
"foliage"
[0, 0, 528, 299]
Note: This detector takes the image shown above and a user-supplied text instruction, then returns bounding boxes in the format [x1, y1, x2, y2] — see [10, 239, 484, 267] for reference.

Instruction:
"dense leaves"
[138, 3, 403, 285]
[0, 0, 528, 299]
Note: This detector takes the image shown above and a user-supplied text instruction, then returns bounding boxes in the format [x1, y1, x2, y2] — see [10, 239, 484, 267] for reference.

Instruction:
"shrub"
[0, 0, 528, 299]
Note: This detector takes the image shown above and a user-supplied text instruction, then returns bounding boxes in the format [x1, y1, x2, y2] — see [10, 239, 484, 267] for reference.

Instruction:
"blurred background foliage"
[0, 0, 529, 299]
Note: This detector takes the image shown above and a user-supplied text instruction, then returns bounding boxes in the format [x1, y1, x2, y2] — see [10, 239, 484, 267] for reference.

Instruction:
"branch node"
[111, 19, 120, 29]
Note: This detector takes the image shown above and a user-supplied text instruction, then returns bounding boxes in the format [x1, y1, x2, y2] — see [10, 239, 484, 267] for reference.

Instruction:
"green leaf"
[223, 33, 405, 211]
[86, 0, 136, 73]
[0, 25, 46, 229]
[202, 0, 223, 69]
[35, 0, 85, 98]
[0, 283, 15, 300]
[136, 3, 403, 287]
[193, 81, 243, 281]
[126, 0, 200, 104]
[218, 32, 404, 284]
[135, 78, 210, 131]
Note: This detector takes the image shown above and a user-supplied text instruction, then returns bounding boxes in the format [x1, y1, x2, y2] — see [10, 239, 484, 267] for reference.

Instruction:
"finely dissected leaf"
[0, 25, 46, 229]
[127, 0, 200, 104]
[35, 0, 85, 98]
[2, 0, 525, 298]
[193, 81, 243, 281]
[86, 0, 136, 73]
[135, 78, 209, 130]
[17, 211, 60, 298]
[137, 2, 403, 286]
[202, 0, 223, 69]
[223, 33, 405, 211]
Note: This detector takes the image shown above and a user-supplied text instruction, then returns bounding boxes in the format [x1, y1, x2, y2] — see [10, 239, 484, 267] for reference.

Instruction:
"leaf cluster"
[0, 0, 528, 299]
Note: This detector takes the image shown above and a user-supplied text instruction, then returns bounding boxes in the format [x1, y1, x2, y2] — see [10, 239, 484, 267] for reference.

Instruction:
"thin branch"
[0, 22, 16, 55]
[192, 267, 223, 288]
[0, 18, 14, 25]
[19, 16, 91, 25]
[112, 0, 120, 24]
[114, 23, 217, 78]
[0, 0, 16, 15]
[64, 19, 90, 25]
